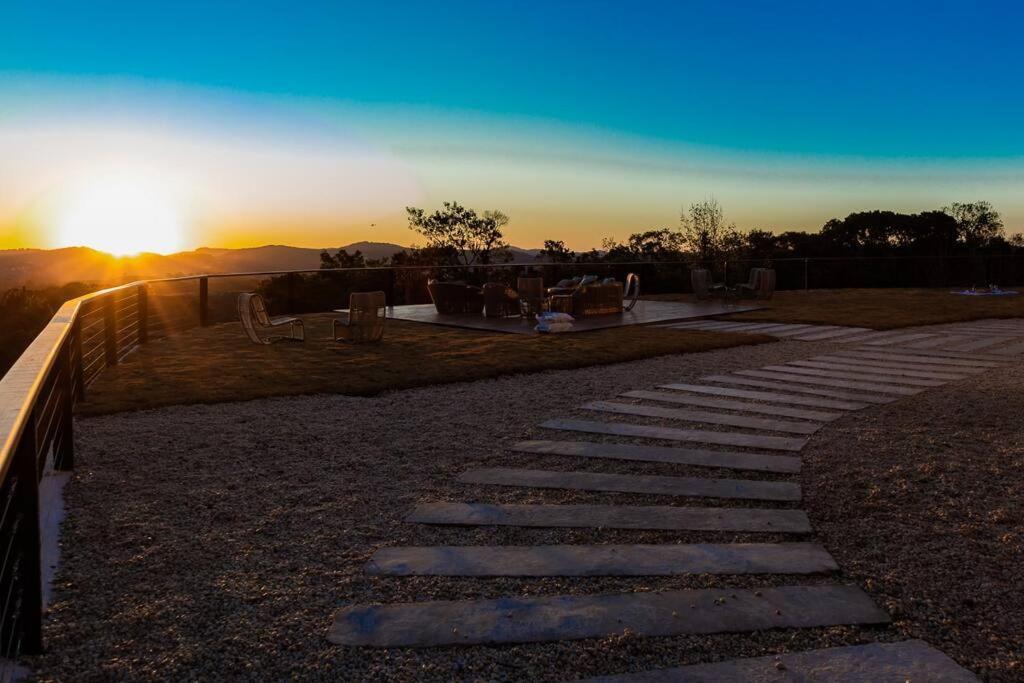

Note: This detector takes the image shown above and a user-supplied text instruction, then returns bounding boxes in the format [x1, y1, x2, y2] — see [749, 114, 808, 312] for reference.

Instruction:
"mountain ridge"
[0, 242, 544, 288]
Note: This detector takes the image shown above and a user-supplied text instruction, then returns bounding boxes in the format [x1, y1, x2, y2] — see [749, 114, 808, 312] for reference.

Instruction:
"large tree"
[943, 201, 1004, 247]
[406, 202, 509, 267]
[540, 239, 575, 263]
[680, 198, 739, 265]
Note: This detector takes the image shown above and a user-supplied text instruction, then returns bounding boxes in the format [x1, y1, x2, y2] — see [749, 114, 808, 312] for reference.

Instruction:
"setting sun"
[54, 177, 185, 256]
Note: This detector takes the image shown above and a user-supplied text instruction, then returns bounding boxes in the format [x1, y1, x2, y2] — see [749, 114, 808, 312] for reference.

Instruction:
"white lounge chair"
[237, 293, 304, 344]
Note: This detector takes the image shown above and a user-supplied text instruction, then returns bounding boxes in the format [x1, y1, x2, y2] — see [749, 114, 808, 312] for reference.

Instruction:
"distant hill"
[0, 242, 544, 288]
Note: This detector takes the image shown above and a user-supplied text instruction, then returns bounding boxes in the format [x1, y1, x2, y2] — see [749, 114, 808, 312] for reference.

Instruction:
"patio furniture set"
[237, 291, 386, 345]
[426, 273, 642, 319]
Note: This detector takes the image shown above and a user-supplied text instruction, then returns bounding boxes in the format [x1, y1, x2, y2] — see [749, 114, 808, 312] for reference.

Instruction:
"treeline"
[318, 199, 1022, 273]
[549, 200, 1020, 266]
[255, 198, 1022, 312]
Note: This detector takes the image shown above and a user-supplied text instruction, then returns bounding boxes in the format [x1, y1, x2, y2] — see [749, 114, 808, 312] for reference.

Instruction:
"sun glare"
[55, 177, 185, 256]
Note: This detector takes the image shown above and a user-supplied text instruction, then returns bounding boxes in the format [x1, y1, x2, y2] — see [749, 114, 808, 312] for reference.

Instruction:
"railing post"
[56, 343, 75, 471]
[199, 277, 209, 327]
[72, 315, 85, 401]
[804, 258, 809, 291]
[103, 295, 117, 366]
[286, 273, 297, 314]
[13, 412, 43, 654]
[137, 284, 148, 344]
[386, 269, 396, 308]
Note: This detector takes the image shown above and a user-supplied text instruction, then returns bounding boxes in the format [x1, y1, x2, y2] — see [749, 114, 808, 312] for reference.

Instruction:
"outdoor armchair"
[690, 269, 724, 301]
[334, 291, 387, 342]
[738, 268, 776, 300]
[483, 282, 520, 317]
[237, 292, 304, 344]
[427, 280, 485, 315]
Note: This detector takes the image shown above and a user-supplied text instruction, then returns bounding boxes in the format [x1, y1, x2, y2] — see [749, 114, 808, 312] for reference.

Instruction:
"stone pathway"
[659, 317, 1024, 356]
[582, 640, 979, 682]
[325, 330, 1021, 679]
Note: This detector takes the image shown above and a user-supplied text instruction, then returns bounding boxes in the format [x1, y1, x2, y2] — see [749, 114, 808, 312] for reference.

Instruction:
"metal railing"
[0, 281, 145, 660]
[0, 251, 1022, 660]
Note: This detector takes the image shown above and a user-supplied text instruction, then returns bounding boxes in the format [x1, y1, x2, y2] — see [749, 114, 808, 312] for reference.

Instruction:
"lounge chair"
[334, 291, 386, 342]
[483, 283, 520, 318]
[738, 268, 776, 300]
[237, 292, 304, 344]
[691, 268, 723, 301]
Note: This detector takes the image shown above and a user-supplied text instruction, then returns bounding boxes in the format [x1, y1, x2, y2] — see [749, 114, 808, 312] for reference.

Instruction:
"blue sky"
[2, 1, 1023, 250]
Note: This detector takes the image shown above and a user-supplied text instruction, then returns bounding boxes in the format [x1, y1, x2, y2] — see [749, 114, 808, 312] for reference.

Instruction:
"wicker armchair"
[483, 282, 520, 318]
[572, 281, 623, 316]
[517, 275, 545, 316]
[427, 280, 485, 315]
[334, 291, 386, 342]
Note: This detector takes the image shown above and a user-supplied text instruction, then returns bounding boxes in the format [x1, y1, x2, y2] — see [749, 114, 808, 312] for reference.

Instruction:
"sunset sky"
[2, 1, 1023, 254]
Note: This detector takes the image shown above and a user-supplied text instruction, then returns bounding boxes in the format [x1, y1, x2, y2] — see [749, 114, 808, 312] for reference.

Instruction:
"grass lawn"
[79, 314, 769, 415]
[650, 287, 1024, 329]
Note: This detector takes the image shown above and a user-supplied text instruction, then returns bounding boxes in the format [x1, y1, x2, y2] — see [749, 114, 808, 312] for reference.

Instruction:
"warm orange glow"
[53, 177, 186, 256]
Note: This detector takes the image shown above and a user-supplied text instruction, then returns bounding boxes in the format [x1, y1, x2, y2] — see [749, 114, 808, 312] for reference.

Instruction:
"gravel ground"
[30, 339, 1020, 680]
[803, 358, 1024, 682]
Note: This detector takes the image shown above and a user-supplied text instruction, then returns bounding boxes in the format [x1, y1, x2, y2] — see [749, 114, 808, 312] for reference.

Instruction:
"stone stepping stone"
[660, 320, 714, 329]
[949, 336, 1016, 352]
[862, 332, 940, 346]
[658, 383, 868, 410]
[748, 323, 818, 334]
[458, 467, 801, 501]
[701, 375, 895, 404]
[904, 334, 971, 349]
[991, 338, 1024, 356]
[583, 400, 822, 435]
[408, 502, 811, 532]
[790, 327, 872, 341]
[763, 325, 821, 337]
[809, 354, 984, 375]
[857, 346, 1007, 363]
[832, 330, 899, 344]
[735, 370, 922, 396]
[327, 584, 888, 647]
[583, 640, 978, 682]
[790, 360, 967, 381]
[761, 364, 945, 388]
[674, 321, 742, 330]
[948, 327, 1024, 335]
[831, 350, 1000, 369]
[714, 323, 782, 332]
[365, 542, 838, 577]
[511, 440, 801, 474]
[706, 322, 768, 331]
[621, 390, 842, 422]
[540, 418, 808, 452]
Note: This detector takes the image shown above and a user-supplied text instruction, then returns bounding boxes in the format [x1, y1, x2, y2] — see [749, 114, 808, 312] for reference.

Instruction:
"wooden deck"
[386, 300, 763, 334]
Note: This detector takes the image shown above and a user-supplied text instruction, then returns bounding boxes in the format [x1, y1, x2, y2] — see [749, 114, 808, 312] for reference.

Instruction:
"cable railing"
[0, 251, 1022, 661]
